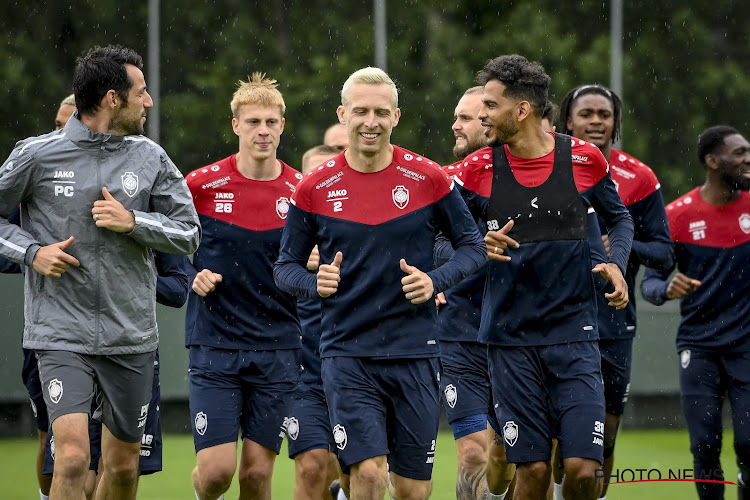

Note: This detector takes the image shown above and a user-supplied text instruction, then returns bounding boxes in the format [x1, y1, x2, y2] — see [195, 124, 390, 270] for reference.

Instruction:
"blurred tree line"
[1, 0, 748, 203]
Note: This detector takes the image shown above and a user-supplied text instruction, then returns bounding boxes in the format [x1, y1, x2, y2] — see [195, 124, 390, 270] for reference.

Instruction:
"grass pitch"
[0, 429, 739, 499]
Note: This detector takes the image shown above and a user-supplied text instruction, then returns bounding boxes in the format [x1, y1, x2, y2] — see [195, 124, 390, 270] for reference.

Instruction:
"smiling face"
[337, 82, 400, 157]
[566, 93, 615, 149]
[478, 80, 520, 147]
[709, 133, 750, 191]
[232, 104, 285, 163]
[452, 92, 486, 158]
[108, 64, 153, 136]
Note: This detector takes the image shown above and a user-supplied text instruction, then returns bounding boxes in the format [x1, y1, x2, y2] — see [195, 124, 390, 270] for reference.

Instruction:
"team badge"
[680, 350, 691, 369]
[739, 214, 750, 234]
[195, 411, 208, 436]
[285, 417, 300, 440]
[444, 384, 458, 409]
[503, 421, 518, 447]
[48, 378, 63, 404]
[392, 185, 409, 209]
[333, 424, 348, 450]
[121, 172, 139, 197]
[276, 197, 290, 219]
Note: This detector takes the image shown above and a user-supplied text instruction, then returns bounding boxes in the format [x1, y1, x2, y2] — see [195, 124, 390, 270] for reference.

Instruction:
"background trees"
[2, 0, 748, 202]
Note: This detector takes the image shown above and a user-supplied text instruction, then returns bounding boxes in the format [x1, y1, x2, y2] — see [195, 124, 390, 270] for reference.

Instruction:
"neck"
[79, 112, 113, 134]
[699, 176, 740, 206]
[235, 152, 281, 180]
[600, 143, 613, 161]
[345, 144, 394, 173]
[505, 127, 555, 159]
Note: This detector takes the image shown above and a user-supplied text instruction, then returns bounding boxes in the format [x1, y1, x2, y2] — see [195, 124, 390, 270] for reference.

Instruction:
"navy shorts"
[189, 345, 299, 453]
[488, 342, 605, 464]
[22, 348, 48, 432]
[287, 383, 334, 459]
[440, 341, 493, 424]
[322, 356, 441, 481]
[599, 338, 633, 416]
[679, 349, 750, 468]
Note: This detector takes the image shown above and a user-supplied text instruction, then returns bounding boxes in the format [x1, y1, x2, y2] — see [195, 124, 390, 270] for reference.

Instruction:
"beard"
[109, 101, 145, 136]
[453, 135, 487, 158]
[487, 114, 518, 147]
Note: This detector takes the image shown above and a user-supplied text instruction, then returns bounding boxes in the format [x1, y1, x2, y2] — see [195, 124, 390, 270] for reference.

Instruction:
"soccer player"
[186, 73, 302, 500]
[286, 144, 347, 500]
[557, 84, 674, 500]
[455, 55, 634, 500]
[437, 86, 516, 500]
[274, 66, 487, 500]
[54, 94, 76, 130]
[323, 123, 349, 151]
[641, 126, 750, 500]
[541, 101, 557, 133]
[0, 44, 201, 500]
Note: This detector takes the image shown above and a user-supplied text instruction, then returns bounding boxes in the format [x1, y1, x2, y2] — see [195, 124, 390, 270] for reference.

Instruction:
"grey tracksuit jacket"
[0, 113, 201, 355]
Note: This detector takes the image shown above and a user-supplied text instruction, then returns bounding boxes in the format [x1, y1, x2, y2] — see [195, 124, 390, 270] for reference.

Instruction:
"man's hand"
[435, 292, 447, 309]
[601, 234, 610, 258]
[485, 220, 519, 262]
[192, 269, 223, 297]
[32, 236, 80, 278]
[401, 259, 434, 304]
[592, 262, 629, 309]
[667, 272, 701, 300]
[317, 251, 342, 298]
[92, 187, 135, 233]
[306, 245, 320, 271]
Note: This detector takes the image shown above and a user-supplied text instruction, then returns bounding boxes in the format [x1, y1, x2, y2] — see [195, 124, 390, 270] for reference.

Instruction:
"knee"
[102, 457, 139, 486]
[296, 453, 328, 485]
[489, 440, 510, 467]
[53, 445, 91, 479]
[457, 438, 488, 472]
[392, 480, 433, 500]
[352, 459, 387, 491]
[238, 459, 274, 487]
[198, 463, 235, 494]
[563, 460, 601, 493]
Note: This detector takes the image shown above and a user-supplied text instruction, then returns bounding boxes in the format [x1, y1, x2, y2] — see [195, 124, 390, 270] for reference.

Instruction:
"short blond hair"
[230, 72, 285, 118]
[341, 67, 398, 108]
[302, 145, 340, 173]
[61, 94, 76, 107]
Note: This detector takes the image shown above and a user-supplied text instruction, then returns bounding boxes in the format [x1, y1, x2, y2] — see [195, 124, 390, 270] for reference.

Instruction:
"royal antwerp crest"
[122, 172, 139, 197]
[276, 197, 290, 219]
[740, 213, 750, 234]
[392, 185, 409, 209]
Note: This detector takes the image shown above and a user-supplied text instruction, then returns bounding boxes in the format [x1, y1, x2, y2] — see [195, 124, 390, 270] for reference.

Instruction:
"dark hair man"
[642, 126, 750, 500]
[0, 45, 201, 499]
[455, 55, 634, 500]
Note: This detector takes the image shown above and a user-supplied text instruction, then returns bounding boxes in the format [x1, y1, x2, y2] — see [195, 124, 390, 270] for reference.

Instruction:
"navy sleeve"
[433, 233, 454, 269]
[154, 252, 190, 308]
[583, 173, 634, 274]
[274, 204, 319, 299]
[629, 189, 674, 271]
[641, 266, 673, 306]
[587, 212, 609, 290]
[426, 189, 487, 293]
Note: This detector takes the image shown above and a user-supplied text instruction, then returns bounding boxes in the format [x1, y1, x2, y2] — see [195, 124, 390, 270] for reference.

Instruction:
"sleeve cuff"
[24, 244, 41, 267]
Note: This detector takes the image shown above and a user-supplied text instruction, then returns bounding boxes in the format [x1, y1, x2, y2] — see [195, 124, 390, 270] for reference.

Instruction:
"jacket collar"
[63, 111, 129, 151]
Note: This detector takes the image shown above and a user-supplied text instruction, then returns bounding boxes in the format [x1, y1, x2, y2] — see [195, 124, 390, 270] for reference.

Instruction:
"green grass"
[0, 429, 740, 499]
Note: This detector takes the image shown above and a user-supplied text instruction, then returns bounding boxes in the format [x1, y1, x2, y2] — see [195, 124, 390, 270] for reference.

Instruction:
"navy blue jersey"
[595, 149, 673, 339]
[185, 155, 302, 350]
[642, 188, 750, 352]
[154, 252, 189, 308]
[274, 146, 487, 359]
[297, 297, 322, 386]
[457, 138, 633, 346]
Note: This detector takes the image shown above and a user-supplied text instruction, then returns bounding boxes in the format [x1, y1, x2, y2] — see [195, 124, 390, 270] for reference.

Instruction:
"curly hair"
[476, 55, 550, 116]
[558, 84, 623, 143]
[697, 125, 740, 166]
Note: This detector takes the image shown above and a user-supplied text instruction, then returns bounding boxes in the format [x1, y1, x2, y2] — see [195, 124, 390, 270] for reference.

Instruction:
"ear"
[704, 154, 719, 171]
[516, 101, 531, 123]
[107, 90, 118, 108]
[393, 108, 401, 127]
[231, 117, 240, 137]
[279, 117, 285, 135]
[336, 105, 346, 124]
[566, 115, 574, 133]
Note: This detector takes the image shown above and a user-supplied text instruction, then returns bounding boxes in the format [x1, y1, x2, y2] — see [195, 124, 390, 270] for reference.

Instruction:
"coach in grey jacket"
[0, 45, 200, 499]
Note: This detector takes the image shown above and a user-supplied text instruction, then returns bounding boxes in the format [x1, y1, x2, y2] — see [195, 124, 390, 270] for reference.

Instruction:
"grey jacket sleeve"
[128, 155, 201, 255]
[0, 142, 42, 265]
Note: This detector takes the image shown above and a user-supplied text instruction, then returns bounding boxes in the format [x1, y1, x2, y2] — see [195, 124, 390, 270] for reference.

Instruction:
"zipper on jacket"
[93, 142, 104, 352]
